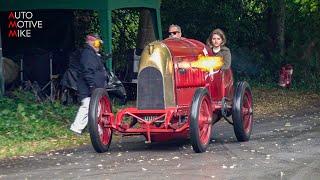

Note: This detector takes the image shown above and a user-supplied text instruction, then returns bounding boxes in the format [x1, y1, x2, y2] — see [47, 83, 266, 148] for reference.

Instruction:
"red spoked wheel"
[89, 88, 113, 153]
[232, 81, 253, 141]
[190, 88, 213, 153]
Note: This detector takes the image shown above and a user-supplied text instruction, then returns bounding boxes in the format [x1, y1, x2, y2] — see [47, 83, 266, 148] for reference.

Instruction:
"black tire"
[190, 88, 213, 153]
[88, 88, 113, 153]
[232, 81, 253, 142]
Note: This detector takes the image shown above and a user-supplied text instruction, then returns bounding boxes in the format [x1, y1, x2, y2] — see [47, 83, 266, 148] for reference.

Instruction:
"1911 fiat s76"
[88, 37, 253, 153]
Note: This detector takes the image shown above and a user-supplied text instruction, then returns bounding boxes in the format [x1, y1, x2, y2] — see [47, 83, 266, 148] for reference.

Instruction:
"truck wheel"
[89, 88, 113, 153]
[190, 88, 213, 153]
[232, 82, 253, 141]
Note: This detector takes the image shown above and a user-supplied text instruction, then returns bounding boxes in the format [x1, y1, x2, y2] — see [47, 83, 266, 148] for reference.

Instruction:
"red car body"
[89, 38, 253, 153]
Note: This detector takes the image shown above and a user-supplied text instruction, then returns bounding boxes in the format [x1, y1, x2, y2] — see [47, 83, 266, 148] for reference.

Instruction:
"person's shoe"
[70, 126, 82, 136]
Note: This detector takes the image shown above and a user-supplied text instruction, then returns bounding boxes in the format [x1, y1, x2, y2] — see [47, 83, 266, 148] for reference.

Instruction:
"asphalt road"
[0, 110, 319, 180]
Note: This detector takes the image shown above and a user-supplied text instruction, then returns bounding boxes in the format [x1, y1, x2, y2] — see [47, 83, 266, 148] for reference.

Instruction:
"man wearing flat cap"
[70, 33, 107, 134]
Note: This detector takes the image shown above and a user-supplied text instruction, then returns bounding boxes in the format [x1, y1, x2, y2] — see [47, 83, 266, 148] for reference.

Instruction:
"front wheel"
[232, 81, 253, 141]
[88, 88, 113, 153]
[190, 88, 213, 153]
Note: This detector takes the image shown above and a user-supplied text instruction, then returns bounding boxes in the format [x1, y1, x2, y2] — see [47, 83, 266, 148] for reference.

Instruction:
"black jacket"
[77, 45, 107, 100]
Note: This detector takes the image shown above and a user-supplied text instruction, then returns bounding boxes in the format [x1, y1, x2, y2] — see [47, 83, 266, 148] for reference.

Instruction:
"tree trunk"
[275, 0, 285, 58]
[136, 9, 156, 50]
[0, 27, 4, 96]
[265, 0, 286, 60]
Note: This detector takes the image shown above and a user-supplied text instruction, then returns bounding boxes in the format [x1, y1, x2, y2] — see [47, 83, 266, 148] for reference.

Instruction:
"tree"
[274, 0, 286, 58]
[136, 9, 156, 50]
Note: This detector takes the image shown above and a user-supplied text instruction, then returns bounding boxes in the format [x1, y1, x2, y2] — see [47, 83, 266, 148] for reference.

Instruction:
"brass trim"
[138, 41, 176, 108]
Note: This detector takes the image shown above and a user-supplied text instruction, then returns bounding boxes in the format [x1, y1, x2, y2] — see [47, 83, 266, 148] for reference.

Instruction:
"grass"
[0, 87, 319, 160]
[0, 90, 89, 159]
[253, 86, 320, 117]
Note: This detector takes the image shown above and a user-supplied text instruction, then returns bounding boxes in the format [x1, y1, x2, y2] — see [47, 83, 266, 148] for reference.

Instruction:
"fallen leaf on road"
[266, 155, 271, 160]
[285, 122, 291, 127]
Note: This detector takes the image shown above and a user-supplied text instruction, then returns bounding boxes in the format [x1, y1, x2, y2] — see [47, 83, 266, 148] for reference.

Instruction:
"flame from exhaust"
[190, 55, 224, 72]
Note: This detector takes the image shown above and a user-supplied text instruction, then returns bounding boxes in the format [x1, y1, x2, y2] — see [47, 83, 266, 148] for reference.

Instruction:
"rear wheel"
[232, 82, 253, 141]
[190, 88, 213, 153]
[88, 88, 113, 153]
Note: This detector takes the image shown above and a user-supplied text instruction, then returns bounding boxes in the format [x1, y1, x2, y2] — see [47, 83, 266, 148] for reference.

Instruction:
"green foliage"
[161, 0, 319, 91]
[71, 1, 319, 90]
[73, 9, 139, 76]
[0, 90, 77, 150]
[111, 9, 139, 73]
[73, 10, 97, 48]
[161, 0, 267, 49]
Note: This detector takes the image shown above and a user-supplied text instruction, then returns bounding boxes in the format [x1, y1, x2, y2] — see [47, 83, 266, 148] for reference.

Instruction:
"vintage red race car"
[88, 38, 253, 153]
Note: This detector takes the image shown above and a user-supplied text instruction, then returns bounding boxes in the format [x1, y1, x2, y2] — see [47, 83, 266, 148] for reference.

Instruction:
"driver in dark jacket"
[70, 33, 107, 134]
